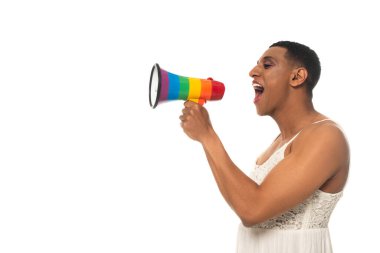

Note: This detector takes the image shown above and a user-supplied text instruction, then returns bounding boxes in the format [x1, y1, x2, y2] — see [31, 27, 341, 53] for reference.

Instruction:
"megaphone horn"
[149, 63, 225, 108]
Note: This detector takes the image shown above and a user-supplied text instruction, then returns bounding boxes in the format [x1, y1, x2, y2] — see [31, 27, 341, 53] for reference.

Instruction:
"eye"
[263, 63, 272, 69]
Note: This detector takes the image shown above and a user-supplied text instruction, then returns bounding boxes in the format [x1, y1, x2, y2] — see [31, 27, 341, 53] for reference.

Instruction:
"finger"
[182, 107, 190, 114]
[179, 115, 186, 122]
[184, 100, 197, 108]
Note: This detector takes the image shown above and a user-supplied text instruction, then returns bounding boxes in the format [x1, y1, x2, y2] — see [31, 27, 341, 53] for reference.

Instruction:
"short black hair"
[270, 41, 321, 97]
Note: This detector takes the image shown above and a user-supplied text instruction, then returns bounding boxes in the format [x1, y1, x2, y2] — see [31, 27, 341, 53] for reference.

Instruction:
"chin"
[255, 109, 266, 116]
[254, 105, 265, 116]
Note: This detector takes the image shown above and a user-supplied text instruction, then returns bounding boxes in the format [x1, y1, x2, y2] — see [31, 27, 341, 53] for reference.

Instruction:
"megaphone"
[149, 63, 225, 108]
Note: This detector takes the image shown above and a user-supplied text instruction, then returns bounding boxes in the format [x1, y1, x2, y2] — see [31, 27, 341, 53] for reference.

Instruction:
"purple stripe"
[159, 69, 169, 101]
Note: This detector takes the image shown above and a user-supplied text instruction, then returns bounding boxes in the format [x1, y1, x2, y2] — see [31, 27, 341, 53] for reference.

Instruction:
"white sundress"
[236, 121, 343, 253]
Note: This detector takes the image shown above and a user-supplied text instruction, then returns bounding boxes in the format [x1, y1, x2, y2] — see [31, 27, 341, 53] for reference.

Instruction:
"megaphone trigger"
[188, 98, 206, 106]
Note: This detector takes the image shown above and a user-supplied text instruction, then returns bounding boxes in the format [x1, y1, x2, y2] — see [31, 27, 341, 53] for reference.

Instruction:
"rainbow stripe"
[159, 69, 224, 105]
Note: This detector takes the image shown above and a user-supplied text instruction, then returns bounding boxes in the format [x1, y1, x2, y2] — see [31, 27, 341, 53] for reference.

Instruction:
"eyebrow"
[257, 56, 276, 65]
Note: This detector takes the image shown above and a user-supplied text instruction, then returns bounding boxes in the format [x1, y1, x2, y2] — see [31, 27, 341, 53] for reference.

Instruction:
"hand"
[179, 101, 214, 142]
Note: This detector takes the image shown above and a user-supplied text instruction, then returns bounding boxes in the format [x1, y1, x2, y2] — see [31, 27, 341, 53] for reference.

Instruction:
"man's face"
[249, 47, 294, 116]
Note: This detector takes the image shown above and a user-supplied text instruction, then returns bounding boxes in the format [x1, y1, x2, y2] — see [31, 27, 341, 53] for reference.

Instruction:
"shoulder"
[295, 120, 348, 148]
[288, 119, 350, 169]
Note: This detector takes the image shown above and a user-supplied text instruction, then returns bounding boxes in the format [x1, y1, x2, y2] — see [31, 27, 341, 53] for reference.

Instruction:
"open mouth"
[253, 83, 264, 94]
[253, 83, 264, 103]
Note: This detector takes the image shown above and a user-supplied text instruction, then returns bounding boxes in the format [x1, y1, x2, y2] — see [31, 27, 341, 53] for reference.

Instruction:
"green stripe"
[178, 76, 189, 100]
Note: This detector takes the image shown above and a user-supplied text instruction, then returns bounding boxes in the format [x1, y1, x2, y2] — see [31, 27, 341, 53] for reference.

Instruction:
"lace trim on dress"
[252, 190, 342, 230]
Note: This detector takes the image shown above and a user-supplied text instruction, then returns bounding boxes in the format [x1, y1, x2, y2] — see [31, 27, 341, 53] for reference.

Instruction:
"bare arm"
[180, 101, 349, 226]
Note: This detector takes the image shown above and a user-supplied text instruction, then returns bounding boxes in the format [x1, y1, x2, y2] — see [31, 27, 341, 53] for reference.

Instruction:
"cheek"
[264, 83, 285, 105]
[267, 75, 288, 93]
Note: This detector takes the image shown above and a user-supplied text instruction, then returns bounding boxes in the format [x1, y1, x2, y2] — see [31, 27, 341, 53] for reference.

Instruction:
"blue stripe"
[167, 72, 180, 100]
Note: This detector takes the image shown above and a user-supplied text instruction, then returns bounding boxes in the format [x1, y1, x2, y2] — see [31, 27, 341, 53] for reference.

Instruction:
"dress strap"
[282, 118, 332, 148]
[283, 131, 302, 147]
[311, 118, 332, 125]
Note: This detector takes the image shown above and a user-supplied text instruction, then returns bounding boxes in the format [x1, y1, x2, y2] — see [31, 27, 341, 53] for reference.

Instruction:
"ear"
[289, 67, 308, 88]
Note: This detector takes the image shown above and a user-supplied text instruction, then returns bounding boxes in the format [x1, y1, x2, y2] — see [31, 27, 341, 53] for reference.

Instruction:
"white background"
[1, 0, 379, 252]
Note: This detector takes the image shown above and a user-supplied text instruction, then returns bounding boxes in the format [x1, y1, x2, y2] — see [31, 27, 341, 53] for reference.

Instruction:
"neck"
[271, 98, 323, 141]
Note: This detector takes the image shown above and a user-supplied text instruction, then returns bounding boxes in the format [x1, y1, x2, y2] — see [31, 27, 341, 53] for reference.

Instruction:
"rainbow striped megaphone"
[149, 63, 225, 108]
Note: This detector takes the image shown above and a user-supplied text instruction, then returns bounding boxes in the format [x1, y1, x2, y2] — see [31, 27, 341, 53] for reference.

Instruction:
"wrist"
[201, 127, 220, 149]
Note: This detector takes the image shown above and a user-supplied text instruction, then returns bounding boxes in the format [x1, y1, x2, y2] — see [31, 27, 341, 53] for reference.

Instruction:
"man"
[179, 41, 350, 252]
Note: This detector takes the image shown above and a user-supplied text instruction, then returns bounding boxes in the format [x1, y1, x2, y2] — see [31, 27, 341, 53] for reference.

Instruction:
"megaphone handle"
[188, 98, 206, 106]
[197, 99, 205, 106]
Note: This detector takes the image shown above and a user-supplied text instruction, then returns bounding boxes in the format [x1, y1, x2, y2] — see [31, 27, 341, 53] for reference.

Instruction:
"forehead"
[258, 46, 288, 63]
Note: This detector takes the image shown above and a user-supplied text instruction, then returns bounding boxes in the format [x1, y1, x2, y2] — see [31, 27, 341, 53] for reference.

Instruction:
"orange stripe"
[200, 79, 212, 100]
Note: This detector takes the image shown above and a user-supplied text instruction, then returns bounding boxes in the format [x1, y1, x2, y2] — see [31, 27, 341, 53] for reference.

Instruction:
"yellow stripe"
[188, 78, 201, 100]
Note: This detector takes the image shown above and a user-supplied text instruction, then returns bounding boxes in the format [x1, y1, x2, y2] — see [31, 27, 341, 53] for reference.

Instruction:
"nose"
[249, 64, 260, 78]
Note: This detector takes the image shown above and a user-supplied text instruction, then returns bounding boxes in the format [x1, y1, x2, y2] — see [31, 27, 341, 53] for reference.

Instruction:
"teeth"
[253, 83, 264, 92]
